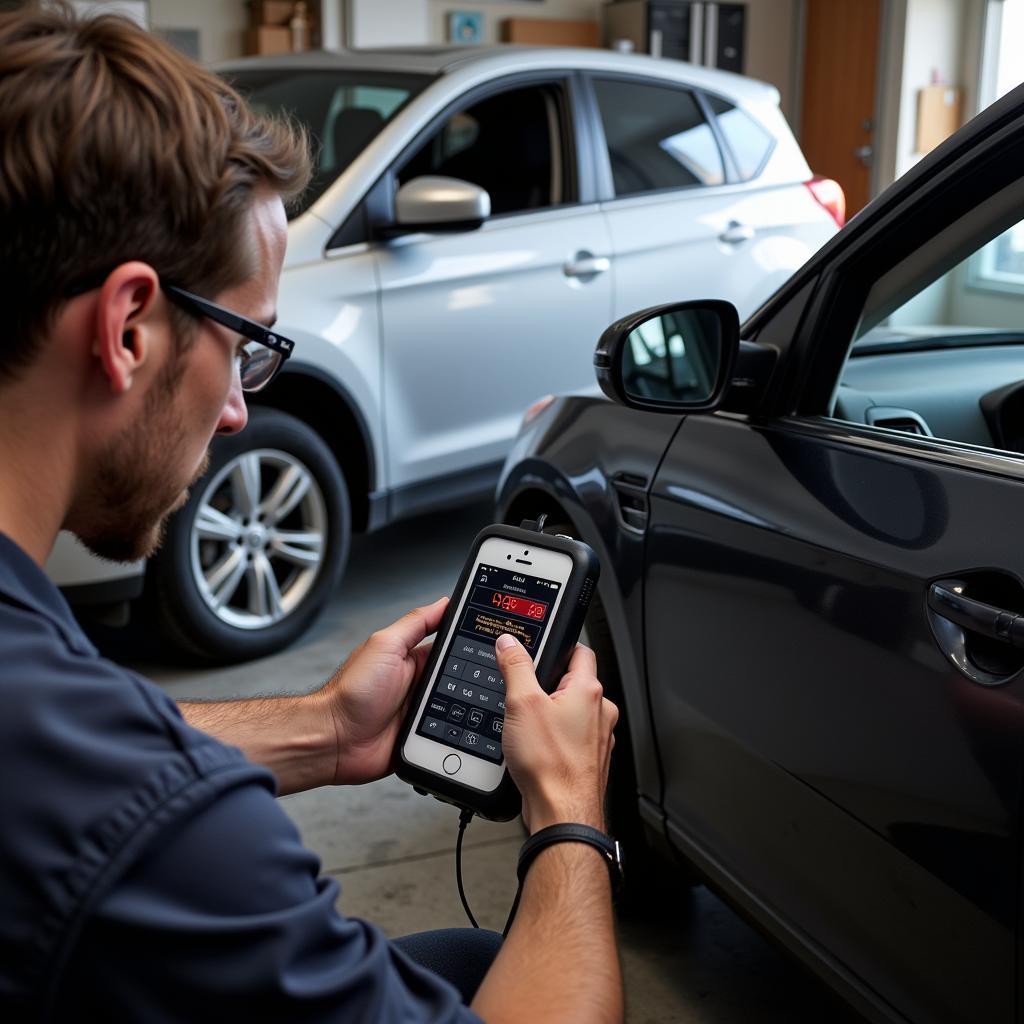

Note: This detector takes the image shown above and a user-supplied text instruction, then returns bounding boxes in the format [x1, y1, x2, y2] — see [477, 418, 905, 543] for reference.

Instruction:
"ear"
[91, 262, 161, 394]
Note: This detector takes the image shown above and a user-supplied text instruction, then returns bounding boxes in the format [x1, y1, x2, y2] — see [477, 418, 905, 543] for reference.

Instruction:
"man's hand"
[473, 636, 623, 1024]
[495, 635, 617, 832]
[317, 597, 448, 786]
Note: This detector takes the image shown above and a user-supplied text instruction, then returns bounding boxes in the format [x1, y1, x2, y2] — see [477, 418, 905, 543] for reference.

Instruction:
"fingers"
[603, 696, 619, 733]
[553, 643, 598, 692]
[411, 639, 434, 678]
[374, 597, 448, 652]
[495, 634, 541, 700]
[497, 638, 602, 702]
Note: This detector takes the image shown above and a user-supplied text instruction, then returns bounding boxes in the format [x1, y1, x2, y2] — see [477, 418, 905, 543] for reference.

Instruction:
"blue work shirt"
[0, 533, 481, 1022]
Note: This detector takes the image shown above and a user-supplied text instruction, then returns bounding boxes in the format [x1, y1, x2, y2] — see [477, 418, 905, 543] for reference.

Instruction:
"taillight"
[806, 175, 846, 228]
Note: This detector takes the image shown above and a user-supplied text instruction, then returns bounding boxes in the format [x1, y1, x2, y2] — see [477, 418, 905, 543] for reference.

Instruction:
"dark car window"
[591, 77, 725, 196]
[397, 84, 568, 216]
[225, 69, 430, 217]
[706, 94, 775, 180]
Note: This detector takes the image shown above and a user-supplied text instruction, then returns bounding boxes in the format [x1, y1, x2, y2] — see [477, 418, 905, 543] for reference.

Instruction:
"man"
[0, 5, 622, 1022]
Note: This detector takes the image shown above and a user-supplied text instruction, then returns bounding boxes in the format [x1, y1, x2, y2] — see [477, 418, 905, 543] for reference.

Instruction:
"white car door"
[589, 75, 833, 323]
[375, 78, 613, 496]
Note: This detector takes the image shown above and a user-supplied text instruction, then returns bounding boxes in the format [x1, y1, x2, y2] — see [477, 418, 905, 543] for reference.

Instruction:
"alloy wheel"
[189, 448, 328, 630]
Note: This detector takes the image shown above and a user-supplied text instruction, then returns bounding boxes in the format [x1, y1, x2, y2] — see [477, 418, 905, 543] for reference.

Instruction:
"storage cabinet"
[603, 1, 746, 72]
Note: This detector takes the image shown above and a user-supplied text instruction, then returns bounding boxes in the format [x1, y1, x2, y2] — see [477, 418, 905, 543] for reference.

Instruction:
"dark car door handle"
[927, 582, 1024, 648]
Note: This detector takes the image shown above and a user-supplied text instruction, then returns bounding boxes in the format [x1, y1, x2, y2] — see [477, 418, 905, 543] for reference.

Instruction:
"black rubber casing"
[395, 524, 600, 820]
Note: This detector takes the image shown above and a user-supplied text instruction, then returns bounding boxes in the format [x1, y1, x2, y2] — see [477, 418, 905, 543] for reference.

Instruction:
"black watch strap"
[517, 823, 624, 892]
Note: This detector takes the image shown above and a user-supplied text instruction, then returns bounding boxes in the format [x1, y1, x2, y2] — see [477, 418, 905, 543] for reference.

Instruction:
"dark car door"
[643, 100, 1024, 1023]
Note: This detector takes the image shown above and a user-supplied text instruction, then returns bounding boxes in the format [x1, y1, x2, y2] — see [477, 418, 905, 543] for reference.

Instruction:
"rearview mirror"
[593, 300, 739, 412]
[393, 175, 491, 232]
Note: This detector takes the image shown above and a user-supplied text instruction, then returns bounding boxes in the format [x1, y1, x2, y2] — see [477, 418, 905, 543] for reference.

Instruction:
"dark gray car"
[497, 80, 1024, 1024]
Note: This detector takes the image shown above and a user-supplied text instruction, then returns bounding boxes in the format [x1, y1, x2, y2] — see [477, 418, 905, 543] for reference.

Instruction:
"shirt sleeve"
[55, 779, 484, 1024]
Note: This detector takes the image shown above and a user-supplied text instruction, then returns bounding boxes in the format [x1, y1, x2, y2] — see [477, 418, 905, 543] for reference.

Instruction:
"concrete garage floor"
[124, 502, 865, 1024]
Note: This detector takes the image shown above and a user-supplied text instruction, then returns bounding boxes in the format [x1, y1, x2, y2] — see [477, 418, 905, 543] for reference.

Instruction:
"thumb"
[495, 633, 541, 700]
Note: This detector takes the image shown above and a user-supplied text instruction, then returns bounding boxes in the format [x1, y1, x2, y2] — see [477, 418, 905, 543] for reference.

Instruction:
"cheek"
[182, 340, 245, 438]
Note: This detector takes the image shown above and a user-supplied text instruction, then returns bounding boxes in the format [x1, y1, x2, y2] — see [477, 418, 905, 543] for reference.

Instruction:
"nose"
[216, 373, 248, 436]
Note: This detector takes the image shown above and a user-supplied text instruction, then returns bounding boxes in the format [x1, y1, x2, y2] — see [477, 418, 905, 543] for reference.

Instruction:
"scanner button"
[443, 753, 462, 775]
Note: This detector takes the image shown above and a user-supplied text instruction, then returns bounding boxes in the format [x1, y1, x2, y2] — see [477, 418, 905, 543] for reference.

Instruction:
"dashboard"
[833, 328, 1024, 450]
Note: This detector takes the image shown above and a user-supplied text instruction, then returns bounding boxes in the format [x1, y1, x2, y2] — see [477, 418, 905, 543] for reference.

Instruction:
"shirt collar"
[0, 532, 97, 656]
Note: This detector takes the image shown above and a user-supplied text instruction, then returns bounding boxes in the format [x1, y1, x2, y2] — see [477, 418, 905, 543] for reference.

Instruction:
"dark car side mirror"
[594, 300, 740, 413]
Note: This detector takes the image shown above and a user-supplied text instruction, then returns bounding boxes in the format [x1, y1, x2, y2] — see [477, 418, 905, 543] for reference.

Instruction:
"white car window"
[706, 94, 776, 181]
[592, 77, 725, 194]
[398, 84, 568, 215]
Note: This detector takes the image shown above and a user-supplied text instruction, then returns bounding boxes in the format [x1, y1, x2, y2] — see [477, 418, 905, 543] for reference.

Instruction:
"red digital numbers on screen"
[490, 590, 547, 619]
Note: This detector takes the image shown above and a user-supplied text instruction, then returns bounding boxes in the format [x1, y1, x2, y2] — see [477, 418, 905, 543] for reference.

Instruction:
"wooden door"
[800, 0, 881, 215]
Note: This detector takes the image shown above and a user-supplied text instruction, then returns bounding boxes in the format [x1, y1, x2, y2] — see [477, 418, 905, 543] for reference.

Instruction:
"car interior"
[830, 186, 1024, 454]
[397, 85, 565, 215]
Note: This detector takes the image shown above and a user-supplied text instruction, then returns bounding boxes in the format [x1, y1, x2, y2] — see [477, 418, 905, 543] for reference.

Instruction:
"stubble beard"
[75, 353, 212, 564]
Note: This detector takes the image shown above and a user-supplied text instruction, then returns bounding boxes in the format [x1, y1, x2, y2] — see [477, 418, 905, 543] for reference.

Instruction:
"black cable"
[501, 883, 523, 937]
[456, 808, 525, 935]
[455, 808, 479, 928]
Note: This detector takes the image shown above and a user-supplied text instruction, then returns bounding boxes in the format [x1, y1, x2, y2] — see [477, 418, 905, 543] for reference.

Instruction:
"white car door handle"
[564, 252, 610, 279]
[718, 220, 755, 244]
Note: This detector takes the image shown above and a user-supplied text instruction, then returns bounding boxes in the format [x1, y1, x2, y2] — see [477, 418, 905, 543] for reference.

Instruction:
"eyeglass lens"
[240, 342, 283, 392]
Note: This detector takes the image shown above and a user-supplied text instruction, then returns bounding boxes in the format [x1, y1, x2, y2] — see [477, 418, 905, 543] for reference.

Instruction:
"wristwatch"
[517, 823, 625, 892]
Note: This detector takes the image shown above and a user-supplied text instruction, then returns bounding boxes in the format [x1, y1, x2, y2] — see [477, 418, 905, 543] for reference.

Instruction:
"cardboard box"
[244, 26, 291, 56]
[915, 84, 963, 154]
[250, 1, 295, 28]
[501, 18, 601, 48]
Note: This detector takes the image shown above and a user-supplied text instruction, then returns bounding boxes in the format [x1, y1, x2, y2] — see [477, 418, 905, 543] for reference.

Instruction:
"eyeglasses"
[162, 284, 294, 393]
[63, 273, 295, 394]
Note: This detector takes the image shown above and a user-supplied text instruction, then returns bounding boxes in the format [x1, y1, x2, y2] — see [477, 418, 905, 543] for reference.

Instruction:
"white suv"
[50, 45, 841, 662]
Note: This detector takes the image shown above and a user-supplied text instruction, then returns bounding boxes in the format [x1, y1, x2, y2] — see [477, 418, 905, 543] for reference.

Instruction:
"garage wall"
[892, 0, 965, 179]
[148, 0, 248, 63]
[885, 0, 990, 329]
[128, 1, 793, 124]
[742, 0, 800, 122]
[427, 0, 601, 45]
[424, 0, 801, 121]
[351, 0, 430, 45]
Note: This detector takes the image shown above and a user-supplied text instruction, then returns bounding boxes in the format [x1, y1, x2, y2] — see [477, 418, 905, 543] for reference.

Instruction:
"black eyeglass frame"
[162, 284, 294, 392]
[62, 273, 295, 393]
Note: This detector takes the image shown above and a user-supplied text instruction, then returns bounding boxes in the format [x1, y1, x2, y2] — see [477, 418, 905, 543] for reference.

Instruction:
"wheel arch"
[249, 364, 376, 533]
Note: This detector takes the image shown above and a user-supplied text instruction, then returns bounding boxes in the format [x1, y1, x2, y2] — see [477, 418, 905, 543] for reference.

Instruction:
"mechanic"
[0, 5, 621, 1022]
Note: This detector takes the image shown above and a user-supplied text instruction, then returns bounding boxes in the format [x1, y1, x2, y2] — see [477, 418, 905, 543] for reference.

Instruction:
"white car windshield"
[226, 68, 431, 216]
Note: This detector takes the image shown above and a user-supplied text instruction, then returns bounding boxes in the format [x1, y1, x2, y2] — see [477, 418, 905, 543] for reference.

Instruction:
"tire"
[147, 407, 350, 664]
[544, 522, 696, 915]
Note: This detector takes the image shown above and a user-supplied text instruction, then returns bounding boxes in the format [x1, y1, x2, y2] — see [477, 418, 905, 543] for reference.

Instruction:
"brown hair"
[0, 2, 311, 381]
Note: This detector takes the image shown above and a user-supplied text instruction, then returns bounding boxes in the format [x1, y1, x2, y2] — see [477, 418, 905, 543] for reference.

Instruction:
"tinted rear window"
[225, 68, 430, 216]
[592, 77, 724, 195]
